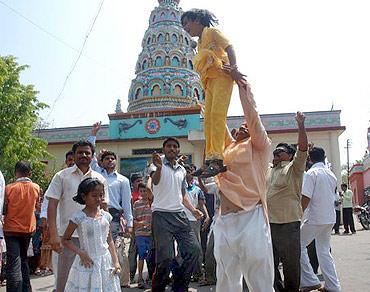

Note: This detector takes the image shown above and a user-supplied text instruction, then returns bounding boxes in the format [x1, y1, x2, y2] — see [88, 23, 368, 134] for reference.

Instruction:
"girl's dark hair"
[73, 178, 104, 205]
[138, 183, 147, 190]
[181, 9, 219, 27]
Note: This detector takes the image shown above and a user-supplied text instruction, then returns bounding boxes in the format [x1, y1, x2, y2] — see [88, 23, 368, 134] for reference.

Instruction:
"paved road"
[1, 222, 369, 291]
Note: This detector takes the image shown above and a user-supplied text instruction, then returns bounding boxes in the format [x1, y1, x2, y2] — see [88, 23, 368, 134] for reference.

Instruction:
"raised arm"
[292, 112, 308, 172]
[151, 153, 163, 185]
[238, 82, 270, 150]
[296, 112, 308, 152]
[87, 122, 103, 172]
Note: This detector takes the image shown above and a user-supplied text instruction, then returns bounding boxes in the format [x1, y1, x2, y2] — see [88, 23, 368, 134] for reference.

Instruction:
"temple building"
[38, 0, 345, 183]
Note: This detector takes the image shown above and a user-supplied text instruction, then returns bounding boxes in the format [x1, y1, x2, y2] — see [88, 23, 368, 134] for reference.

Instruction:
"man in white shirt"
[151, 137, 203, 292]
[40, 149, 75, 291]
[300, 147, 341, 292]
[46, 140, 109, 292]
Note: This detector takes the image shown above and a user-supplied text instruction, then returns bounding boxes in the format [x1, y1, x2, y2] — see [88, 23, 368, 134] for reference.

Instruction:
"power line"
[0, 0, 78, 53]
[46, 0, 106, 119]
[0, 0, 127, 80]
[0, 0, 123, 75]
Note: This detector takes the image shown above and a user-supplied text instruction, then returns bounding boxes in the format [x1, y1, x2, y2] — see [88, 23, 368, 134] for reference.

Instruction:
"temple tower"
[127, 0, 203, 112]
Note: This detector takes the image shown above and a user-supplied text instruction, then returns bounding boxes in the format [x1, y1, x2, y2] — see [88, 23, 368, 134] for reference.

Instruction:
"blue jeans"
[5, 234, 32, 292]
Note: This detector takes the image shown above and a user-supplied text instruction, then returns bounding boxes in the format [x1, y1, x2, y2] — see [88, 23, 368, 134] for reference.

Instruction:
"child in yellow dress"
[181, 9, 246, 177]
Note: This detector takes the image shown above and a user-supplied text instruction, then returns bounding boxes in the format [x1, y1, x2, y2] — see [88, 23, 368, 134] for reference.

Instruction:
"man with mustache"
[46, 140, 108, 291]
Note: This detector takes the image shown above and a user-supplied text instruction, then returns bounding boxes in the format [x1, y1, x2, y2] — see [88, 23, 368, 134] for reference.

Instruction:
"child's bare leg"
[138, 259, 144, 281]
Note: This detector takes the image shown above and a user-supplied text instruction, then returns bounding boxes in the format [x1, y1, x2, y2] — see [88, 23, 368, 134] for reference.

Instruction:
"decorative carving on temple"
[164, 117, 188, 129]
[118, 120, 143, 135]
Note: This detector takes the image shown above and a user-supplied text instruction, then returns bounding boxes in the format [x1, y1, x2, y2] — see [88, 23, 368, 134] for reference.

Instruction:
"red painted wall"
[350, 172, 364, 205]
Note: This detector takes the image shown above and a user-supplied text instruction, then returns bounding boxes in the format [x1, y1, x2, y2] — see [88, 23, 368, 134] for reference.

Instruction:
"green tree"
[0, 55, 53, 190]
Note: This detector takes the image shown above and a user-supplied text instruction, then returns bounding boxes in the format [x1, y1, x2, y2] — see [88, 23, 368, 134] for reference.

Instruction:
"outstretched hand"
[152, 152, 162, 169]
[295, 111, 305, 126]
[91, 121, 101, 136]
[177, 155, 188, 165]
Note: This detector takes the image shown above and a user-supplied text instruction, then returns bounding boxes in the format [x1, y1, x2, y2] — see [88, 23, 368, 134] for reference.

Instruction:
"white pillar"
[329, 131, 342, 186]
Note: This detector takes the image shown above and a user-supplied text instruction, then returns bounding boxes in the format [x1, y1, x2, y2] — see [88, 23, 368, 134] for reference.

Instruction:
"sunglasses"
[273, 148, 288, 156]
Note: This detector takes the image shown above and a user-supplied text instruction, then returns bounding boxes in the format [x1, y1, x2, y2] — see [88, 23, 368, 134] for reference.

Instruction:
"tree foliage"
[0, 55, 53, 190]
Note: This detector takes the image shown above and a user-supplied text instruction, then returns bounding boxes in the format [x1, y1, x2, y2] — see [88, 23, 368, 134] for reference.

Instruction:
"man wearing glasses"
[266, 112, 308, 292]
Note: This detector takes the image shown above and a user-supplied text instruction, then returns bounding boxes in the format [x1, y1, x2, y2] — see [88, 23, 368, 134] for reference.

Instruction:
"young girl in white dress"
[62, 178, 121, 291]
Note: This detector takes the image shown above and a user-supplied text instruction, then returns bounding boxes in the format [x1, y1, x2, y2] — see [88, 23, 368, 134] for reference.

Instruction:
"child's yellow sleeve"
[210, 28, 231, 50]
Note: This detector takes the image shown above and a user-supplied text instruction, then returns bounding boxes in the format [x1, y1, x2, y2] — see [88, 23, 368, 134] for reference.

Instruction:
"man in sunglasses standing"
[266, 112, 308, 292]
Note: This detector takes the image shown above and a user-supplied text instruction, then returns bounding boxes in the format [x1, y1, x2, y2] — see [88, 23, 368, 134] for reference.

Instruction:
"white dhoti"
[52, 251, 58, 289]
[300, 223, 341, 292]
[213, 205, 274, 292]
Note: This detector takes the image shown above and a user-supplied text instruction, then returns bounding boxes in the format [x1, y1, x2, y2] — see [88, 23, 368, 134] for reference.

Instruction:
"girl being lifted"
[181, 9, 246, 177]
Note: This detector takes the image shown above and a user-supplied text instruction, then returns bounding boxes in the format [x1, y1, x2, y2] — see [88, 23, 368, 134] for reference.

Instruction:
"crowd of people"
[0, 81, 353, 292]
[0, 7, 356, 292]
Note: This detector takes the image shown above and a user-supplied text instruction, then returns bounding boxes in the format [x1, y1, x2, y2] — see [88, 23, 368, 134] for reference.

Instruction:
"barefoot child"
[62, 178, 121, 291]
[133, 183, 153, 289]
[181, 9, 246, 177]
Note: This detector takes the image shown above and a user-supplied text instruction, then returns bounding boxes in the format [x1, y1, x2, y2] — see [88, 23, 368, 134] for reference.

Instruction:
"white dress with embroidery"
[65, 210, 121, 292]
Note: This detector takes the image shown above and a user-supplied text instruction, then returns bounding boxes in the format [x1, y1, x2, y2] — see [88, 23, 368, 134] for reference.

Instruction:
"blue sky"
[1, 0, 369, 164]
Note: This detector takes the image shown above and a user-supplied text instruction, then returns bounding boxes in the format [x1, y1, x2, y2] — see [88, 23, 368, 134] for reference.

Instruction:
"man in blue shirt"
[89, 122, 133, 288]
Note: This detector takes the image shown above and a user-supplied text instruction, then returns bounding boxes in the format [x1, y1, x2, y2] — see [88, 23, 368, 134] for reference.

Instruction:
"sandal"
[200, 159, 227, 178]
[192, 161, 210, 177]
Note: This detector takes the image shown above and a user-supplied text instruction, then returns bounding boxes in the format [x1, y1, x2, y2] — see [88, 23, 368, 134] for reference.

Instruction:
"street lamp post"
[345, 139, 351, 186]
